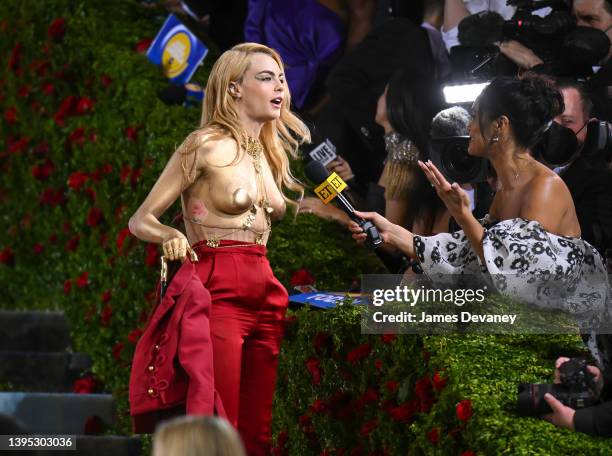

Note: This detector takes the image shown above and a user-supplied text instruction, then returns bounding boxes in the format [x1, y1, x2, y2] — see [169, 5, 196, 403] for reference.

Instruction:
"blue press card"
[147, 14, 208, 84]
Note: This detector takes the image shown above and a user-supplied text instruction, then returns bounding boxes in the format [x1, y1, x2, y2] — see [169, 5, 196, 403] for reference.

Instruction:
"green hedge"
[273, 305, 612, 455]
[1, 1, 611, 454]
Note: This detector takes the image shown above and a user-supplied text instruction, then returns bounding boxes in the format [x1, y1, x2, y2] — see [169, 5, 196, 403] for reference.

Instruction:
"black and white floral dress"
[413, 216, 612, 371]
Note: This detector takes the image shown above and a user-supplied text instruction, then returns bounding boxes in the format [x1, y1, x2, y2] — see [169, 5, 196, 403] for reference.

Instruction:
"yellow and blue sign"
[147, 15, 208, 84]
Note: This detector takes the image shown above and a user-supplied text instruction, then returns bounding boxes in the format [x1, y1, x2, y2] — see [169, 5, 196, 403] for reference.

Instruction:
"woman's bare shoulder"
[180, 127, 239, 166]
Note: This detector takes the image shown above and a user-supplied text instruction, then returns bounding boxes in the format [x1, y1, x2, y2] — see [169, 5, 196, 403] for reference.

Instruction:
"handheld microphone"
[304, 160, 383, 250]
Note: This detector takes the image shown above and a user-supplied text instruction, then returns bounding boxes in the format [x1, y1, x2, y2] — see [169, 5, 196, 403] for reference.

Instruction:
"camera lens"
[441, 139, 482, 181]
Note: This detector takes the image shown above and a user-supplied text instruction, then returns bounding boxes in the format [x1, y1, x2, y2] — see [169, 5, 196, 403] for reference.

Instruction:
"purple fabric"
[245, 0, 346, 109]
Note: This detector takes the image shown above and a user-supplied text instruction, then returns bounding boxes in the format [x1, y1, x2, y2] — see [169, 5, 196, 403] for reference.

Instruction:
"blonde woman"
[129, 43, 310, 455]
[152, 416, 246, 456]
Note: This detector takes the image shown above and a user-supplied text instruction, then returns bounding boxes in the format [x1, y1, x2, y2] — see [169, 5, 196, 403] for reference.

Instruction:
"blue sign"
[146, 14, 208, 84]
[289, 292, 369, 309]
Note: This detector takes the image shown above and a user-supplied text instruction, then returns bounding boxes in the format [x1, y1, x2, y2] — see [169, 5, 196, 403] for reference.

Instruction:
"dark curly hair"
[476, 73, 565, 149]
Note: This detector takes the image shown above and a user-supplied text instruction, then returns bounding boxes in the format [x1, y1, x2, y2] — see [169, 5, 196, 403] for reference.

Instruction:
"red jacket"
[129, 259, 225, 433]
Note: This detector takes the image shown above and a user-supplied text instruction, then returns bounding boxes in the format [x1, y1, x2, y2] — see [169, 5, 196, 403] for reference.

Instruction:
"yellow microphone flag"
[314, 172, 348, 204]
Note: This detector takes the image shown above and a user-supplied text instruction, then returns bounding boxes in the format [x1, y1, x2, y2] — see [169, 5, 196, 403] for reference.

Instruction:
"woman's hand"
[162, 231, 190, 262]
[348, 210, 415, 257]
[327, 156, 355, 182]
[418, 160, 472, 224]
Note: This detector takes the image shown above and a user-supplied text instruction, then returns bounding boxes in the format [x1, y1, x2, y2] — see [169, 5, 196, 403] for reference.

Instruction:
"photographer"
[552, 79, 612, 258]
[543, 356, 612, 437]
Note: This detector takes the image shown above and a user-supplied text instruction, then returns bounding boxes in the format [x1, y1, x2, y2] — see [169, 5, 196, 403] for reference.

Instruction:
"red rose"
[456, 399, 473, 422]
[101, 305, 113, 327]
[359, 419, 378, 437]
[144, 243, 159, 267]
[116, 227, 132, 254]
[362, 387, 379, 403]
[299, 414, 311, 427]
[8, 136, 30, 154]
[460, 452, 475, 456]
[290, 268, 315, 286]
[48, 233, 58, 244]
[86, 207, 104, 227]
[100, 74, 112, 88]
[63, 279, 72, 295]
[47, 18, 66, 41]
[67, 171, 89, 190]
[130, 167, 142, 185]
[305, 357, 321, 386]
[120, 165, 132, 184]
[31, 160, 55, 181]
[309, 399, 327, 414]
[112, 342, 124, 361]
[8, 42, 22, 72]
[39, 188, 65, 206]
[134, 38, 152, 53]
[76, 271, 89, 288]
[125, 126, 139, 141]
[34, 142, 50, 155]
[374, 359, 383, 371]
[414, 376, 432, 397]
[68, 127, 85, 147]
[100, 163, 113, 174]
[347, 343, 371, 364]
[18, 85, 30, 98]
[127, 328, 143, 344]
[432, 371, 447, 391]
[4, 106, 16, 124]
[0, 247, 15, 266]
[426, 427, 440, 444]
[30, 60, 51, 77]
[63, 221, 72, 233]
[33, 243, 45, 255]
[73, 376, 96, 394]
[65, 235, 80, 252]
[101, 290, 112, 303]
[76, 97, 94, 114]
[388, 400, 418, 422]
[99, 232, 109, 248]
[385, 380, 399, 393]
[54, 95, 77, 125]
[85, 188, 96, 201]
[380, 334, 396, 344]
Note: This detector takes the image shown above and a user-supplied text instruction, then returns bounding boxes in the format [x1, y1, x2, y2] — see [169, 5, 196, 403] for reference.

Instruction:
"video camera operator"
[450, 0, 611, 83]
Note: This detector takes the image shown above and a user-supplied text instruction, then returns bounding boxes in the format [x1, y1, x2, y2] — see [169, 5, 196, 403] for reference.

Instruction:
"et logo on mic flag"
[314, 172, 348, 204]
[146, 14, 208, 84]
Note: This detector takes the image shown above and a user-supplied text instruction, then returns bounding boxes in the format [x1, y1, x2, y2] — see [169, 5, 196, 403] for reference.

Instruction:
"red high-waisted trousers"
[191, 240, 288, 456]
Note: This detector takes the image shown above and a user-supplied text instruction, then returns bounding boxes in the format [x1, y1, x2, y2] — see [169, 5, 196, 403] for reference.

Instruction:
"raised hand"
[418, 160, 472, 224]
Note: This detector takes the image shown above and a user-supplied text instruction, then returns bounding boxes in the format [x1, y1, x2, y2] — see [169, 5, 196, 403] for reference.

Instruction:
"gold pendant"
[255, 233, 265, 245]
[206, 235, 220, 248]
[242, 207, 256, 230]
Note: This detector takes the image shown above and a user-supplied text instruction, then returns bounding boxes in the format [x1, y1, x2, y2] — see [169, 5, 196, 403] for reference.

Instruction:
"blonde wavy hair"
[179, 43, 310, 212]
[152, 416, 245, 456]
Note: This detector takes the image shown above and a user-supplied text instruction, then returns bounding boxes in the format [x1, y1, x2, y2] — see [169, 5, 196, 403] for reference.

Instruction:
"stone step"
[0, 311, 70, 352]
[0, 352, 92, 392]
[0, 392, 115, 434]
